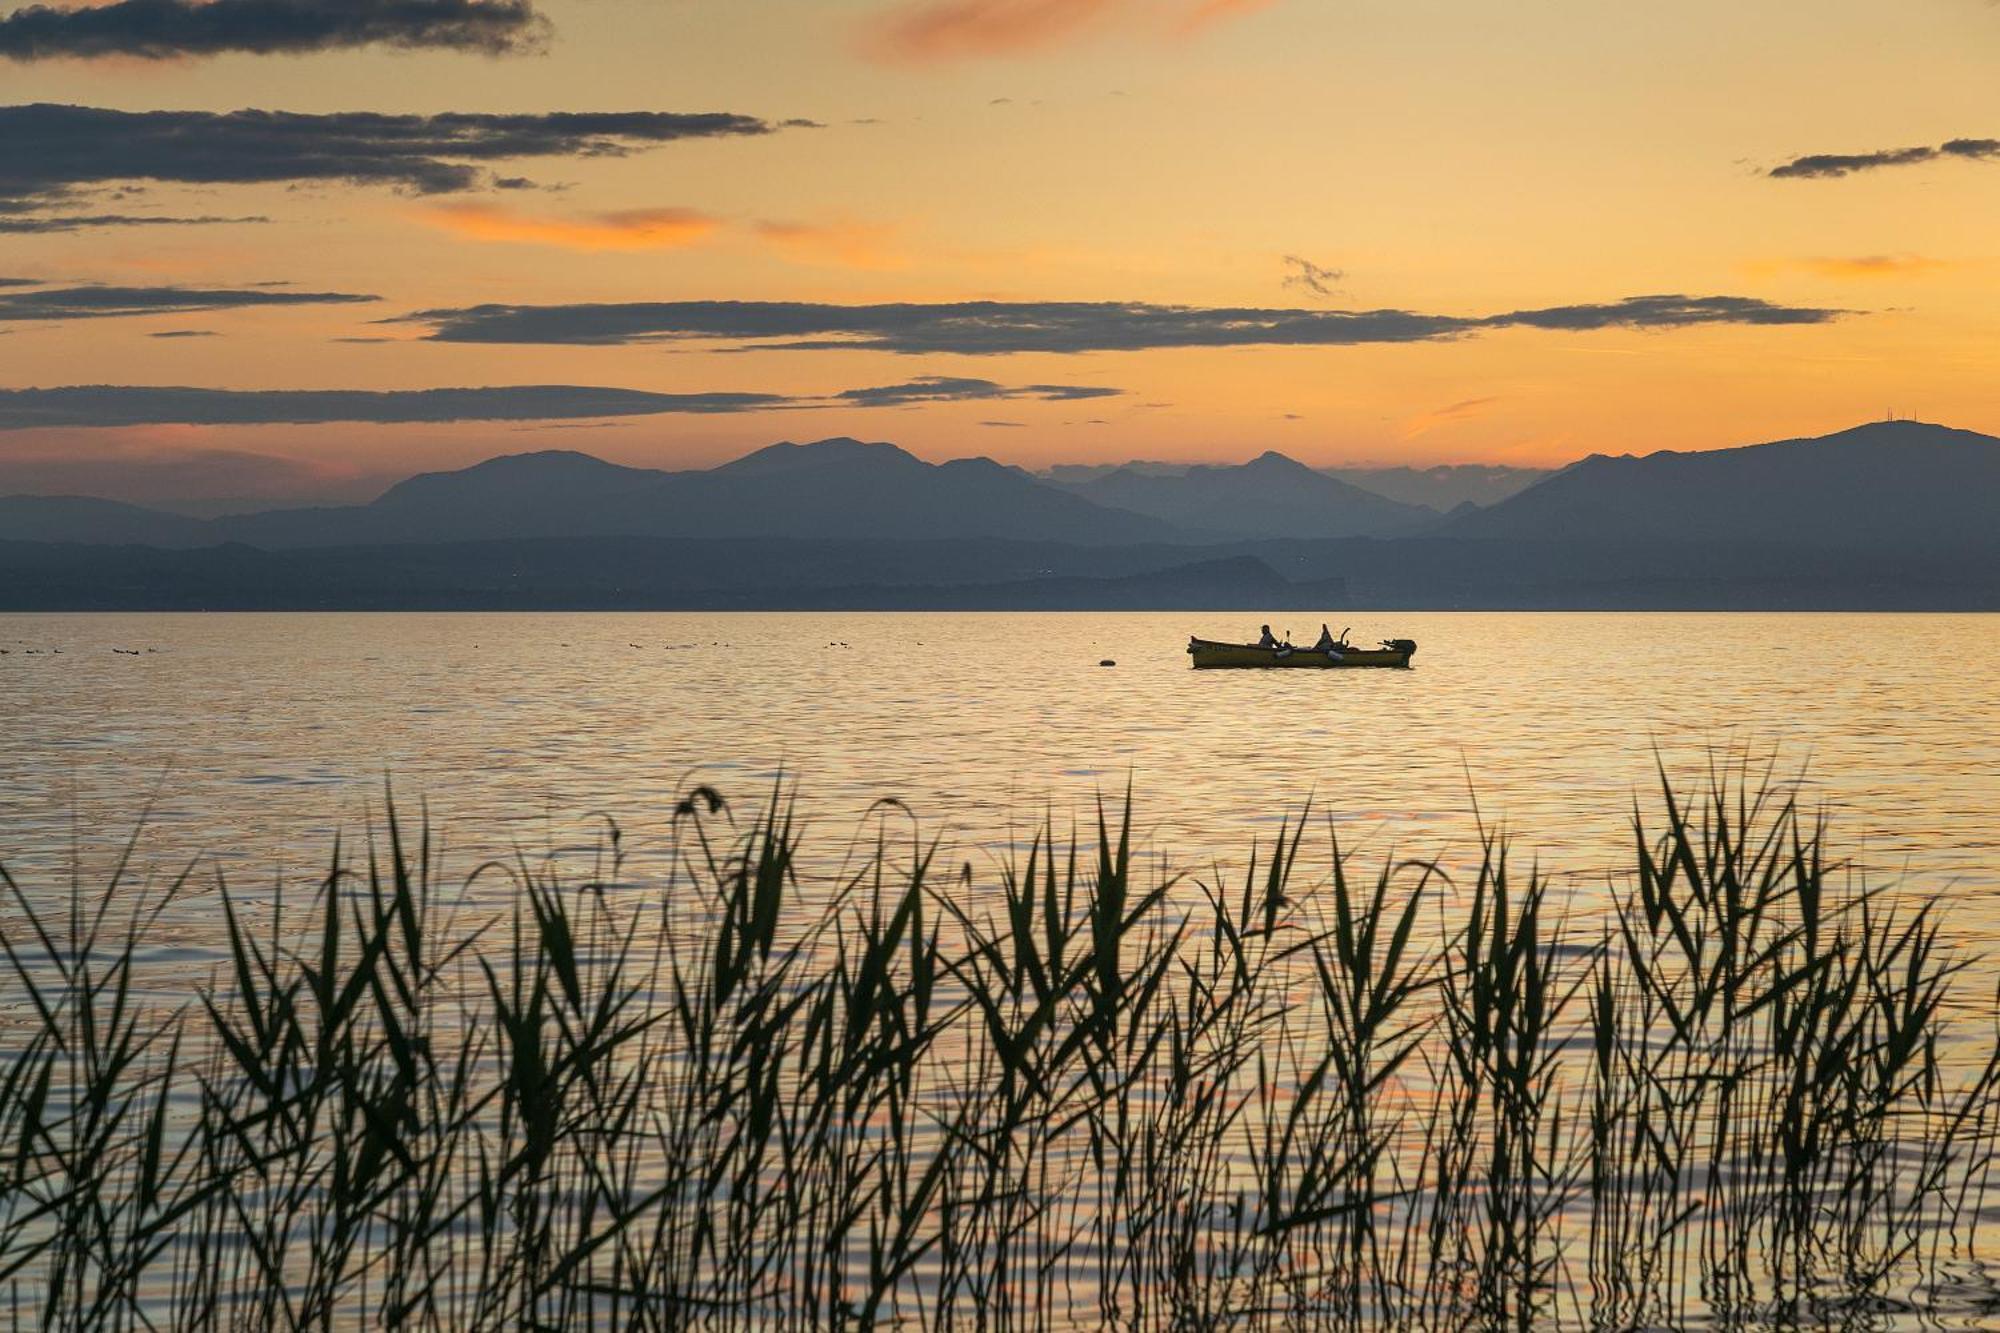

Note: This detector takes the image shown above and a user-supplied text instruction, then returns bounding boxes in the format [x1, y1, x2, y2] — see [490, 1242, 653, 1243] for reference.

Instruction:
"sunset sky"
[2, 0, 1997, 507]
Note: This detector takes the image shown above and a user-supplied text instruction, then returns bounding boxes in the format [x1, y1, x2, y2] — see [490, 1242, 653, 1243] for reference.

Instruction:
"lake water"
[4, 611, 1996, 926]
[6, 610, 2000, 1328]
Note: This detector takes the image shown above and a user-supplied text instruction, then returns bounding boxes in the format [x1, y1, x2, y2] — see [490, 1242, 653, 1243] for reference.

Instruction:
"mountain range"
[1047, 451, 1431, 537]
[1, 420, 1996, 609]
[1042, 460, 1550, 511]
[0, 438, 1445, 549]
[1439, 421, 2000, 549]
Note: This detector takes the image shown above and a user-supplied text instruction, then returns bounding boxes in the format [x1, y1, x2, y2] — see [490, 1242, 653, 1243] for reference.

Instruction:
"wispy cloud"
[1752, 254, 1959, 279]
[1178, 0, 1279, 33]
[418, 204, 905, 266]
[0, 0, 551, 61]
[861, 0, 1277, 62]
[1280, 254, 1342, 299]
[1399, 395, 1502, 439]
[864, 0, 1125, 62]
[421, 203, 721, 251]
[1768, 137, 2000, 179]
[405, 293, 1848, 353]
[751, 219, 906, 270]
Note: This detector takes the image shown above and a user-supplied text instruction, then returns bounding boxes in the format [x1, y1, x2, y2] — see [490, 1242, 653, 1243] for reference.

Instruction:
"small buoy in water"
[1099, 659, 1116, 667]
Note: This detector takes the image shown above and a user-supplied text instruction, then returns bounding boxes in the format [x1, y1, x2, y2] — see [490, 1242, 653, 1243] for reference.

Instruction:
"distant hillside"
[3, 531, 1992, 610]
[1042, 461, 1188, 485]
[1444, 421, 2000, 548]
[1321, 463, 1550, 511]
[587, 438, 1178, 544]
[1, 439, 1186, 549]
[6, 422, 1997, 609]
[0, 538, 1343, 611]
[374, 450, 666, 516]
[1042, 461, 1551, 512]
[0, 495, 208, 547]
[1055, 451, 1433, 538]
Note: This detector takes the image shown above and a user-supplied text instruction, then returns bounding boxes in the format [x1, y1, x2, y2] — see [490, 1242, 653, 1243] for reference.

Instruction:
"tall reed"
[1, 760, 1996, 1329]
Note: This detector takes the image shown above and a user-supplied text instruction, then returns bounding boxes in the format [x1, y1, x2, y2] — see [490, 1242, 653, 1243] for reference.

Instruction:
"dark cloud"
[0, 376, 1123, 428]
[149, 330, 220, 339]
[832, 376, 1120, 407]
[1281, 255, 1342, 299]
[0, 0, 550, 61]
[402, 299, 1460, 352]
[0, 385, 785, 428]
[1769, 137, 2000, 179]
[1944, 138, 2000, 161]
[1490, 294, 1832, 330]
[0, 104, 810, 211]
[405, 294, 1845, 354]
[0, 212, 268, 233]
[0, 284, 377, 322]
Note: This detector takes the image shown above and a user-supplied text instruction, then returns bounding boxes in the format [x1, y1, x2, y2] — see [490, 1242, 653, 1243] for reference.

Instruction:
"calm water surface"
[4, 611, 1997, 928]
[6, 611, 2000, 1327]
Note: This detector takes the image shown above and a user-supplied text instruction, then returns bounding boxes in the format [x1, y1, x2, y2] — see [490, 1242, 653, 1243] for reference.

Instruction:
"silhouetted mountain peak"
[1609, 421, 1975, 470]
[716, 437, 922, 475]
[937, 456, 1019, 479]
[1444, 420, 2000, 548]
[373, 449, 661, 508]
[1810, 418, 1960, 441]
[1762, 419, 1981, 456]
[1064, 450, 1433, 538]
[1238, 449, 1312, 474]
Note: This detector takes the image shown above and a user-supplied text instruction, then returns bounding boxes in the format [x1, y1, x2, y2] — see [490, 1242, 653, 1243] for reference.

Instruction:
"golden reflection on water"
[2, 611, 1996, 944]
[3, 611, 2000, 1329]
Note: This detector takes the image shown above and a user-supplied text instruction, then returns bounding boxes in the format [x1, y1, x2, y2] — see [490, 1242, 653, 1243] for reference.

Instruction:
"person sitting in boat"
[1257, 624, 1280, 648]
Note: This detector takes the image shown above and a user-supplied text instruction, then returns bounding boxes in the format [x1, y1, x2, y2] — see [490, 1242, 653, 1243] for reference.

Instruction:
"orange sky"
[1, 0, 1997, 502]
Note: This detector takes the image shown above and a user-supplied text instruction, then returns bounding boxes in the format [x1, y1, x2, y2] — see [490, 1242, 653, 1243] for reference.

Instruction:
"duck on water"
[1187, 624, 1417, 669]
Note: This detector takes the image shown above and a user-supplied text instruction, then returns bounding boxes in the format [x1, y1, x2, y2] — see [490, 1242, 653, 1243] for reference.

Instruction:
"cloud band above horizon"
[0, 378, 1122, 429]
[0, 284, 377, 322]
[401, 294, 1847, 353]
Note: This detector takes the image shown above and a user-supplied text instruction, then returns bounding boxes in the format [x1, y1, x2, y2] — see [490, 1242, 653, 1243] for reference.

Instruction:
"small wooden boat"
[1187, 635, 1416, 669]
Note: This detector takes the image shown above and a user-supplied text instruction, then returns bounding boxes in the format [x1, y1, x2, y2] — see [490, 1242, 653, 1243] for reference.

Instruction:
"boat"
[1186, 634, 1416, 669]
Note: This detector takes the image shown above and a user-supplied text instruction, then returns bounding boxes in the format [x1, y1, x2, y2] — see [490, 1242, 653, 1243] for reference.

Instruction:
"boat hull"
[1187, 637, 1415, 669]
